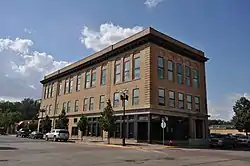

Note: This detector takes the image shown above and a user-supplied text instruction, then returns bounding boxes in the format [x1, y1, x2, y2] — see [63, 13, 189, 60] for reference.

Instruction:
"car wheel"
[45, 136, 49, 141]
[53, 136, 57, 142]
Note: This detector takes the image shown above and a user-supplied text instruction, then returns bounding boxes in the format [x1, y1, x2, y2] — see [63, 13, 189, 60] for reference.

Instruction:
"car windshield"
[59, 130, 68, 134]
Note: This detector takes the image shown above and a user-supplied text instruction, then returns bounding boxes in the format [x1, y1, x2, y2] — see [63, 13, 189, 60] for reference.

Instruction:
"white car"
[45, 129, 69, 142]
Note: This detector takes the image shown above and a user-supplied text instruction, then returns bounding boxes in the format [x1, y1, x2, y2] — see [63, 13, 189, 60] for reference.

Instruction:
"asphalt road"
[1, 135, 250, 166]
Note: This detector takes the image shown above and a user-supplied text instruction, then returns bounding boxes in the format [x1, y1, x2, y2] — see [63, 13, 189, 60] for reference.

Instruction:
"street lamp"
[119, 89, 129, 146]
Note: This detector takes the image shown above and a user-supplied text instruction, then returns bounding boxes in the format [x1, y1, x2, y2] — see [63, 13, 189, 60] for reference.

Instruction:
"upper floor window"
[123, 56, 130, 82]
[55, 102, 59, 114]
[47, 85, 51, 98]
[193, 69, 199, 88]
[74, 100, 79, 112]
[101, 66, 106, 86]
[65, 78, 69, 94]
[76, 74, 81, 91]
[132, 88, 139, 105]
[115, 62, 121, 84]
[194, 96, 200, 111]
[45, 105, 48, 115]
[58, 81, 62, 95]
[177, 63, 184, 84]
[158, 88, 165, 106]
[185, 66, 191, 86]
[157, 56, 164, 79]
[168, 60, 174, 81]
[48, 105, 52, 115]
[113, 92, 119, 107]
[91, 69, 96, 87]
[69, 76, 73, 93]
[85, 71, 91, 88]
[89, 97, 94, 111]
[44, 85, 47, 99]
[186, 95, 192, 110]
[83, 98, 88, 111]
[99, 95, 105, 110]
[178, 93, 184, 109]
[51, 83, 55, 98]
[63, 102, 66, 111]
[169, 91, 175, 107]
[67, 101, 71, 113]
[133, 56, 140, 79]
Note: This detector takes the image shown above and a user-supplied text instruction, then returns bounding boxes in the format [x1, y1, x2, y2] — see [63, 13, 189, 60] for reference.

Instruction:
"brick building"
[38, 27, 209, 143]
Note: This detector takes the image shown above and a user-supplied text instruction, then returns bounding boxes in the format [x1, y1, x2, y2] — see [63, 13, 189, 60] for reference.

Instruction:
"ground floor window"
[71, 127, 78, 136]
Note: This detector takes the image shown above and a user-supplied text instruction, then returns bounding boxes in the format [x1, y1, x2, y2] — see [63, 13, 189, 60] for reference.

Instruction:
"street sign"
[161, 121, 166, 129]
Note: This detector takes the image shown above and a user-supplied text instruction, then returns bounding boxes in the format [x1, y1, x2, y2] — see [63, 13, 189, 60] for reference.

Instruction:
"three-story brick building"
[38, 27, 209, 143]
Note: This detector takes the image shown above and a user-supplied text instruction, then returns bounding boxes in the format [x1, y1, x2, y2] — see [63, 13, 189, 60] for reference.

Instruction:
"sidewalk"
[71, 137, 176, 150]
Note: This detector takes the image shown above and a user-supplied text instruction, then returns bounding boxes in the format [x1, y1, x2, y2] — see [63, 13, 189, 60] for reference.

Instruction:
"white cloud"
[208, 93, 250, 121]
[144, 0, 164, 8]
[80, 23, 144, 52]
[24, 28, 33, 34]
[0, 38, 70, 101]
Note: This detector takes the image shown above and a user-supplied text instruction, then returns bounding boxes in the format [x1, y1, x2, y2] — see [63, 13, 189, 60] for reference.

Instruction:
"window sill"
[114, 78, 141, 86]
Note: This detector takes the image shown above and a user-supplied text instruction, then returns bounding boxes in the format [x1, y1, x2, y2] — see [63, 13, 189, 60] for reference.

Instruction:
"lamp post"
[119, 89, 129, 146]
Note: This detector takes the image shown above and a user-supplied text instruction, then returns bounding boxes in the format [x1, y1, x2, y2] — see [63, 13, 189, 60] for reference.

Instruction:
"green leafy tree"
[99, 99, 116, 144]
[0, 111, 21, 133]
[77, 115, 88, 141]
[40, 115, 52, 133]
[55, 109, 69, 130]
[232, 97, 250, 135]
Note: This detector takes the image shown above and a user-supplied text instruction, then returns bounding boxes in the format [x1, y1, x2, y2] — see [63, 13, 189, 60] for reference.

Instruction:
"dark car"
[29, 131, 44, 139]
[16, 128, 31, 138]
[209, 133, 237, 148]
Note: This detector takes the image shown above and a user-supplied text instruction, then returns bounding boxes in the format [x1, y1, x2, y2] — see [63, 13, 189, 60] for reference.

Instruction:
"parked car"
[234, 135, 250, 146]
[29, 131, 44, 139]
[209, 133, 237, 148]
[16, 128, 31, 138]
[45, 129, 69, 142]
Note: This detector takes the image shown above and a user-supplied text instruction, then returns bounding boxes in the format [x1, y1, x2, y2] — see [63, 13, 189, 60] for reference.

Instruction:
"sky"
[0, 0, 250, 121]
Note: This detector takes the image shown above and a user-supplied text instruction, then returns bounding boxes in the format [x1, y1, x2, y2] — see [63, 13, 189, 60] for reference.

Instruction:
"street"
[1, 135, 250, 166]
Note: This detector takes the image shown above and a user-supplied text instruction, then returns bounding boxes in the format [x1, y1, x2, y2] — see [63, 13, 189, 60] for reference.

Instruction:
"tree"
[55, 109, 69, 130]
[0, 111, 21, 133]
[232, 97, 250, 135]
[77, 115, 88, 141]
[99, 99, 116, 144]
[40, 115, 52, 133]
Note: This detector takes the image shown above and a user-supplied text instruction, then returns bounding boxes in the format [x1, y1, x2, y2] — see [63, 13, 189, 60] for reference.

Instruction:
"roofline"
[41, 27, 208, 84]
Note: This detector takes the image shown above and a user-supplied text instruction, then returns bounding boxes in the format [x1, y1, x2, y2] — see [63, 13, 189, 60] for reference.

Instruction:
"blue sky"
[0, 0, 249, 120]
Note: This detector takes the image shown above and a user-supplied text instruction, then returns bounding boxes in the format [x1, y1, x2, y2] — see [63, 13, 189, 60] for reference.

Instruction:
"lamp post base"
[122, 138, 126, 146]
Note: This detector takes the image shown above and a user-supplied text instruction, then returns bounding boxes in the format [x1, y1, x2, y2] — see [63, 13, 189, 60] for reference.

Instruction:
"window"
[178, 93, 184, 109]
[195, 96, 200, 111]
[69, 76, 73, 93]
[91, 69, 96, 87]
[115, 63, 121, 84]
[193, 69, 199, 88]
[113, 92, 119, 107]
[169, 91, 175, 107]
[85, 71, 91, 88]
[187, 95, 192, 110]
[123, 56, 130, 81]
[45, 105, 48, 115]
[76, 74, 81, 91]
[47, 85, 51, 98]
[63, 102, 66, 111]
[49, 105, 52, 115]
[168, 60, 174, 81]
[67, 101, 71, 113]
[89, 97, 94, 111]
[185, 66, 191, 86]
[158, 88, 165, 105]
[133, 56, 140, 79]
[65, 78, 69, 94]
[132, 88, 139, 105]
[55, 103, 59, 114]
[58, 81, 62, 95]
[157, 56, 164, 79]
[83, 98, 88, 111]
[73, 118, 78, 123]
[177, 63, 184, 84]
[101, 67, 106, 86]
[51, 83, 55, 97]
[44, 85, 47, 99]
[71, 127, 78, 136]
[75, 100, 79, 112]
[99, 95, 105, 110]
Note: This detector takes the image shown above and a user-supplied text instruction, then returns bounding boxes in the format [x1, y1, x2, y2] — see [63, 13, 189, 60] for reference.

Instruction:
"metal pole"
[122, 94, 126, 146]
[163, 127, 165, 145]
